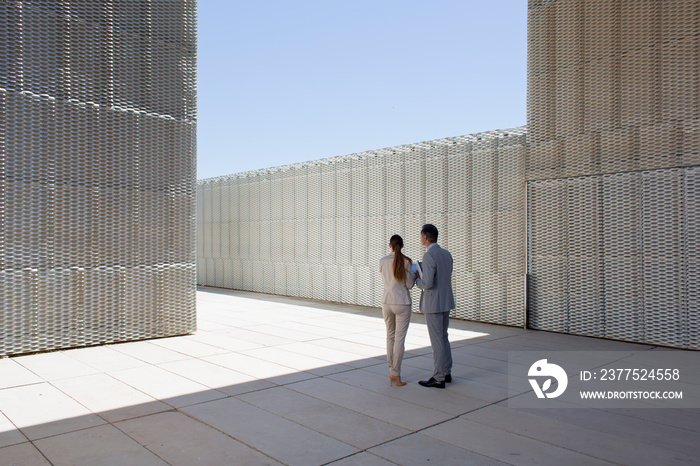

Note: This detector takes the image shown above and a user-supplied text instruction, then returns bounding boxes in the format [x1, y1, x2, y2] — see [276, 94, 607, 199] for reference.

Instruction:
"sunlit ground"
[0, 287, 698, 465]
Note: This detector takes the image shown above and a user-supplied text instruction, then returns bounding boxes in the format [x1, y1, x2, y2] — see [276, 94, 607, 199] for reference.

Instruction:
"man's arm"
[415, 253, 436, 290]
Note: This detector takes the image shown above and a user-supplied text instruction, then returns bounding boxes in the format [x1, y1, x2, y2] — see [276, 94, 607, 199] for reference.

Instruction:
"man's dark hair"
[421, 224, 438, 243]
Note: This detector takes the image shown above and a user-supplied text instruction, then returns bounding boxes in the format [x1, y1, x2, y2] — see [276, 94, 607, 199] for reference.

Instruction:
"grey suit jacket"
[415, 244, 455, 314]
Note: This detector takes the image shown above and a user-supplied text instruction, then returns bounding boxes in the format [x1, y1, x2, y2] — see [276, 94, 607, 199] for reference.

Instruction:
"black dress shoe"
[418, 377, 446, 389]
[445, 374, 452, 383]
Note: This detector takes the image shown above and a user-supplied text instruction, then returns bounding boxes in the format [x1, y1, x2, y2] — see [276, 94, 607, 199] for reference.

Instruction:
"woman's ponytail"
[390, 235, 412, 282]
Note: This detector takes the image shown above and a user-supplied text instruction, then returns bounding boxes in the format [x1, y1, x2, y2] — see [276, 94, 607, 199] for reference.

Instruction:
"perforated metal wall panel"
[528, 167, 698, 348]
[198, 128, 528, 327]
[1, 1, 197, 357]
[527, 0, 699, 348]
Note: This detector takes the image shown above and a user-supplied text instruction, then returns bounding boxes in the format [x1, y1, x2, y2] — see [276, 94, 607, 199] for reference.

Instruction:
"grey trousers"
[382, 304, 412, 377]
[425, 311, 453, 382]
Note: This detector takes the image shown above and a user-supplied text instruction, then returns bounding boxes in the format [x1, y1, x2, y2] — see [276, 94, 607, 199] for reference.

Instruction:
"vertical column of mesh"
[319, 163, 336, 302]
[352, 157, 371, 307]
[473, 138, 500, 323]
[685, 167, 699, 348]
[367, 154, 386, 307]
[403, 147, 424, 313]
[294, 168, 309, 298]
[336, 159, 354, 303]
[448, 141, 475, 320]
[1, 1, 196, 356]
[307, 165, 323, 301]
[499, 139, 527, 326]
[280, 169, 294, 295]
[565, 175, 603, 337]
[528, 178, 568, 333]
[641, 169, 686, 347]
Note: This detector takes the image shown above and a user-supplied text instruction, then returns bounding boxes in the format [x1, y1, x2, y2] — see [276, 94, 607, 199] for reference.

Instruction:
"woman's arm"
[405, 260, 416, 289]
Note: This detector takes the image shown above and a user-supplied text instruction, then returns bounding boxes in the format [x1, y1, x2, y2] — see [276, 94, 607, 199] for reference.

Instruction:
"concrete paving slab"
[117, 411, 283, 465]
[313, 314, 383, 330]
[50, 373, 170, 423]
[274, 341, 375, 367]
[13, 352, 100, 382]
[607, 407, 700, 433]
[181, 396, 358, 466]
[62, 346, 148, 373]
[0, 411, 27, 449]
[238, 386, 410, 449]
[335, 332, 388, 349]
[34, 424, 167, 466]
[448, 352, 511, 374]
[326, 451, 397, 465]
[157, 358, 276, 396]
[241, 346, 355, 376]
[0, 383, 105, 440]
[454, 344, 515, 363]
[464, 404, 700, 465]
[0, 442, 50, 465]
[184, 330, 264, 352]
[307, 337, 386, 360]
[219, 327, 298, 347]
[269, 320, 350, 338]
[402, 353, 510, 388]
[107, 366, 226, 408]
[326, 367, 489, 415]
[302, 317, 384, 335]
[516, 406, 700, 459]
[148, 336, 231, 358]
[287, 376, 453, 431]
[368, 432, 507, 466]
[193, 317, 242, 332]
[243, 323, 331, 342]
[0, 358, 43, 389]
[109, 341, 191, 365]
[361, 354, 511, 403]
[202, 352, 317, 385]
[422, 417, 612, 465]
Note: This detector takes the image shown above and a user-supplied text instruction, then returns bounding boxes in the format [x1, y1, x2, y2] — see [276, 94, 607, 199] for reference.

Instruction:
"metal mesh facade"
[527, 0, 700, 348]
[0, 1, 197, 356]
[198, 128, 528, 327]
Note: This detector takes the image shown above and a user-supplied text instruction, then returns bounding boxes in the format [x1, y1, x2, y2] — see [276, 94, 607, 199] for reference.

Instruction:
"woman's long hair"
[390, 235, 412, 282]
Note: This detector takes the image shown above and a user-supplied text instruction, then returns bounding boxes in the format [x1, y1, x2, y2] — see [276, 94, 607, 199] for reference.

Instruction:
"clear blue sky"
[197, 1, 527, 180]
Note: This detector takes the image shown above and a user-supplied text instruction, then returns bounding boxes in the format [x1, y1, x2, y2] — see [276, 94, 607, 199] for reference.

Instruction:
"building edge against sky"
[199, 0, 700, 350]
[0, 1, 197, 357]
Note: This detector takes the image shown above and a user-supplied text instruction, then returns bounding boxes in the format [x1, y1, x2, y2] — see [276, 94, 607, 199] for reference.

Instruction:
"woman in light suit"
[379, 234, 415, 386]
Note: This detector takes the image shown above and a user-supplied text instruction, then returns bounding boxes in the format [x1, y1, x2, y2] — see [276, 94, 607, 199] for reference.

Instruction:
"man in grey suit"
[414, 224, 454, 389]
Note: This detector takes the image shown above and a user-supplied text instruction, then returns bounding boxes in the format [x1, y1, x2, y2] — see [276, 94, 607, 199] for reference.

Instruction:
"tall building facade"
[198, 0, 699, 350]
[526, 0, 699, 348]
[0, 1, 197, 356]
